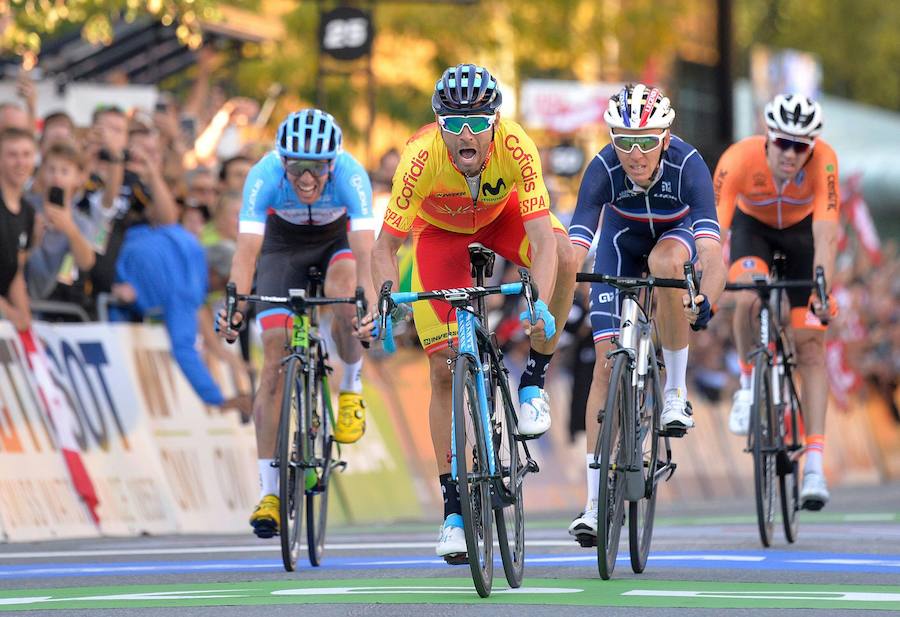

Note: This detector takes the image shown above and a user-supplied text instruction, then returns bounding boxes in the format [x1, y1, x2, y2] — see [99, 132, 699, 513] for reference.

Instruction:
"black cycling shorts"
[729, 209, 814, 308]
[256, 214, 351, 326]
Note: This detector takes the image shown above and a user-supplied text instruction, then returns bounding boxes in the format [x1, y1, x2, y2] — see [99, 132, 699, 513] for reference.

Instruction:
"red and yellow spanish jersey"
[714, 135, 840, 232]
[382, 118, 551, 236]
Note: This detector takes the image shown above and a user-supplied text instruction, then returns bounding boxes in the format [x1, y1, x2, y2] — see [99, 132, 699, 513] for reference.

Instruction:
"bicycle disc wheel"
[453, 354, 494, 598]
[494, 379, 525, 588]
[629, 352, 661, 573]
[278, 356, 305, 571]
[306, 349, 330, 566]
[597, 354, 629, 580]
[752, 355, 776, 547]
[779, 366, 802, 543]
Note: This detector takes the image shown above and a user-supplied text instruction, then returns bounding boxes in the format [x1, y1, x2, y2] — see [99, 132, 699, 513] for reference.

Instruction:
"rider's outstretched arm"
[349, 229, 376, 305]
[371, 231, 406, 295]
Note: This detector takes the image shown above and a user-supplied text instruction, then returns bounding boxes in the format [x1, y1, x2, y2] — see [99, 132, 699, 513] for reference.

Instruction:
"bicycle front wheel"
[629, 351, 661, 573]
[453, 354, 494, 598]
[779, 364, 802, 543]
[278, 356, 305, 571]
[306, 349, 331, 567]
[751, 354, 776, 547]
[494, 378, 525, 588]
[597, 354, 629, 580]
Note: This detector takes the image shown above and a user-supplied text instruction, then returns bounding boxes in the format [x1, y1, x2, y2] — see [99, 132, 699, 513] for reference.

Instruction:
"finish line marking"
[1, 579, 899, 611]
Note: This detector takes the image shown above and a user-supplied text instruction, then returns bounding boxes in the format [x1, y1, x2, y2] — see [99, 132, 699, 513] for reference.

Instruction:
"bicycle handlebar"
[575, 272, 690, 289]
[724, 266, 830, 325]
[223, 282, 369, 347]
[814, 266, 830, 326]
[376, 269, 538, 355]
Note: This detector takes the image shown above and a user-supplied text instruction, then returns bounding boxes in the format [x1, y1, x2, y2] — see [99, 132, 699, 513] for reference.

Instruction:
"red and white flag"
[843, 174, 882, 265]
[825, 338, 862, 413]
[18, 329, 100, 524]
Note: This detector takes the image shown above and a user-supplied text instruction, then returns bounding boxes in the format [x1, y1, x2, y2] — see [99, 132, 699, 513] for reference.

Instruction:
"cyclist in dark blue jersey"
[216, 109, 375, 538]
[566, 84, 726, 543]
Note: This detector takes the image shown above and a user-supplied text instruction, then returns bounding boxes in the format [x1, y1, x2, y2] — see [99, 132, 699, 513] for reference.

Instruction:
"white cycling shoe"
[661, 388, 694, 430]
[729, 388, 752, 436]
[435, 514, 467, 557]
[800, 471, 830, 511]
[517, 386, 551, 436]
[568, 500, 599, 547]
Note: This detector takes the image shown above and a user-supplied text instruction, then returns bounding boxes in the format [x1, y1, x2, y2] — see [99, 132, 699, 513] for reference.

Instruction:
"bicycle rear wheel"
[306, 348, 331, 566]
[278, 356, 305, 571]
[597, 354, 629, 580]
[629, 351, 661, 573]
[494, 378, 525, 588]
[751, 354, 776, 547]
[779, 364, 802, 543]
[453, 354, 494, 598]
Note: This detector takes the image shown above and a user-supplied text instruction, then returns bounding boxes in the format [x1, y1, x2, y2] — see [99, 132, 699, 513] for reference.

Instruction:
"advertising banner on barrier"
[126, 324, 259, 533]
[0, 323, 100, 541]
[32, 322, 180, 537]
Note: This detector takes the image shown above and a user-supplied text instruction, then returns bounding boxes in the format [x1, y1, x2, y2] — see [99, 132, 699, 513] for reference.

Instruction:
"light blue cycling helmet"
[276, 108, 342, 160]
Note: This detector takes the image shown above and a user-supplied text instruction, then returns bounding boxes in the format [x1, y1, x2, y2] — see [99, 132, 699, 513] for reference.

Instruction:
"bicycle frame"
[453, 307, 497, 477]
[389, 281, 528, 482]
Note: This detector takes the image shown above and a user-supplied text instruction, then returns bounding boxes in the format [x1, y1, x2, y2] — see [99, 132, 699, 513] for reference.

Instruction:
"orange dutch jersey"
[714, 135, 840, 232]
[381, 119, 551, 236]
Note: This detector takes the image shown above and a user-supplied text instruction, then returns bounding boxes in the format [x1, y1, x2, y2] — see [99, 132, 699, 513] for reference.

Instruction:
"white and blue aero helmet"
[276, 108, 342, 160]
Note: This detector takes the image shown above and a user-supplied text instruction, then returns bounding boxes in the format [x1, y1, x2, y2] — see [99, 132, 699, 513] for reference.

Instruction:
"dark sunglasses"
[284, 158, 332, 177]
[768, 131, 814, 154]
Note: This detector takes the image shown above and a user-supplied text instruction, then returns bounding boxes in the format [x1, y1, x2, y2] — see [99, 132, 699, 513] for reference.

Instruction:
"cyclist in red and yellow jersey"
[715, 94, 840, 510]
[365, 64, 577, 558]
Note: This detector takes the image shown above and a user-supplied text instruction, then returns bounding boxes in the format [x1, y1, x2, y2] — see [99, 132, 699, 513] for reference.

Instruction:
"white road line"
[0, 539, 574, 560]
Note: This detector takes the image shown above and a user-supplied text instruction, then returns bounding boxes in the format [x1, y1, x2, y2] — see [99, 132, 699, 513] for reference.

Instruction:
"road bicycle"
[725, 253, 829, 547]
[575, 265, 700, 579]
[225, 270, 368, 571]
[378, 243, 539, 598]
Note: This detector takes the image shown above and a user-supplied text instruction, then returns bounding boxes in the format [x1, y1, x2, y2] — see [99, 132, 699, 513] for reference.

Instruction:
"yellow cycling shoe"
[334, 392, 366, 444]
[249, 494, 280, 538]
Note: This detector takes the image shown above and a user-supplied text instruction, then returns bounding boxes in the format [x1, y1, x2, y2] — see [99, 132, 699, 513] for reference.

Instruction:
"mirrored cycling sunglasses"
[610, 130, 667, 154]
[437, 114, 496, 135]
[284, 158, 332, 177]
[768, 132, 815, 154]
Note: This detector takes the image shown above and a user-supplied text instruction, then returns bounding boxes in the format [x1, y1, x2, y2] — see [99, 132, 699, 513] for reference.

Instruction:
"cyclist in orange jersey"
[715, 94, 840, 510]
[360, 64, 577, 559]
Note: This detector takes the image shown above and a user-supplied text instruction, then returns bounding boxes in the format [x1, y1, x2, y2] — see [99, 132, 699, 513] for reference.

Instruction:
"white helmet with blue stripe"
[604, 83, 675, 130]
[276, 108, 342, 160]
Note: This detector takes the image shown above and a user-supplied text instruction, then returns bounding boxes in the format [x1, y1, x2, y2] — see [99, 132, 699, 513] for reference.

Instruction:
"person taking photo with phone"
[25, 140, 98, 311]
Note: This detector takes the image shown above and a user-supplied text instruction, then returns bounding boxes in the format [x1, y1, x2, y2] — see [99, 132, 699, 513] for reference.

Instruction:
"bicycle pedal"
[801, 498, 825, 512]
[443, 553, 469, 565]
[575, 534, 597, 548]
[515, 433, 540, 442]
[659, 425, 687, 438]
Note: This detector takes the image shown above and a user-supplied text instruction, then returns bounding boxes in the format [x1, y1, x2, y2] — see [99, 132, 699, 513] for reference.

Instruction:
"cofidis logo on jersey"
[395, 149, 429, 210]
[503, 134, 537, 192]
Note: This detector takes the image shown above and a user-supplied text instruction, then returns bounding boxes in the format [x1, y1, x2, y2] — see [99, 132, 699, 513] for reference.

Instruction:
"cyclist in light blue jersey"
[565, 84, 726, 545]
[217, 108, 375, 539]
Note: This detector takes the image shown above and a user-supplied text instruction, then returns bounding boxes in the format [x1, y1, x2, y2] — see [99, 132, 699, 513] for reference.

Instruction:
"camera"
[98, 148, 129, 163]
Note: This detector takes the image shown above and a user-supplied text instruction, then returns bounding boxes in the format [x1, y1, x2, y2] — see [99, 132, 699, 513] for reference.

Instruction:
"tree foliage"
[735, 0, 900, 110]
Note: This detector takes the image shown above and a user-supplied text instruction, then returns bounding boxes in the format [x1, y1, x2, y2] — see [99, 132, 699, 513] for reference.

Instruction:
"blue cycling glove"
[691, 296, 712, 331]
[520, 299, 556, 339]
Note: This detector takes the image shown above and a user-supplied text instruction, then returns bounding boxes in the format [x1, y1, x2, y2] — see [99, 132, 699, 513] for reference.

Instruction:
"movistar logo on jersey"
[481, 178, 506, 196]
